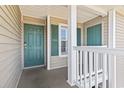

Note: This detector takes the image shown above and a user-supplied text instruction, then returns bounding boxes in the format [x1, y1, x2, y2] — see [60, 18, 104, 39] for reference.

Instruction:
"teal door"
[87, 24, 102, 46]
[24, 24, 44, 67]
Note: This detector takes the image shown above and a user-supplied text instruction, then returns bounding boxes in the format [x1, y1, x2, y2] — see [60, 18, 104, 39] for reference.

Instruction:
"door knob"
[24, 42, 27, 48]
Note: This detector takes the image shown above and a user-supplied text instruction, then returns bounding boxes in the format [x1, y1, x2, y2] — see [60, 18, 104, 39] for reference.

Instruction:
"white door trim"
[24, 65, 45, 69]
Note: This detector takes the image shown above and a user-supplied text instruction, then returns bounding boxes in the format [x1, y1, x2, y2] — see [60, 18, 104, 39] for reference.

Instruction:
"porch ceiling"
[19, 5, 124, 23]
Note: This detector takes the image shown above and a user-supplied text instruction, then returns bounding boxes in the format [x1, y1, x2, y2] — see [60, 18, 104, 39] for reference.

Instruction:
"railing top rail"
[74, 46, 124, 56]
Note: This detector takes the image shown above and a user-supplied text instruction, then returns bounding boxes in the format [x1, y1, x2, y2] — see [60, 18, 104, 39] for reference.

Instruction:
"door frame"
[22, 23, 46, 69]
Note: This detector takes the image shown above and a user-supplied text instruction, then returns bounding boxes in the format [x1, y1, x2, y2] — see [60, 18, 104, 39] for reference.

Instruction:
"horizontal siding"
[102, 16, 108, 46]
[116, 12, 124, 88]
[50, 56, 67, 69]
[0, 5, 22, 87]
[50, 16, 82, 28]
[23, 16, 45, 25]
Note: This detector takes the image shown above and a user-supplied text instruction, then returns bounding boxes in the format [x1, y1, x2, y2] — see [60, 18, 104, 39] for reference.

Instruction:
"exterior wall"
[23, 16, 47, 67]
[50, 17, 67, 70]
[102, 16, 108, 45]
[83, 16, 108, 46]
[0, 5, 22, 87]
[115, 12, 124, 87]
[50, 17, 83, 70]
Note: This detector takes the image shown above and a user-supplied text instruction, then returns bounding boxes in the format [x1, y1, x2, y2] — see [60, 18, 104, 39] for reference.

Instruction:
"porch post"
[47, 15, 51, 70]
[67, 5, 77, 86]
[108, 9, 116, 88]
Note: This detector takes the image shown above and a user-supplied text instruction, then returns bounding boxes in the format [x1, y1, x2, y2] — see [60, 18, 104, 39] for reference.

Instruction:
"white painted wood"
[108, 9, 116, 48]
[108, 9, 116, 88]
[58, 24, 68, 56]
[76, 51, 79, 83]
[80, 51, 83, 87]
[74, 46, 124, 88]
[59, 24, 61, 56]
[83, 51, 88, 88]
[47, 15, 51, 70]
[74, 46, 124, 56]
[83, 5, 107, 16]
[67, 5, 77, 86]
[76, 71, 106, 88]
[89, 52, 93, 88]
[116, 12, 124, 88]
[94, 52, 98, 88]
[102, 53, 107, 88]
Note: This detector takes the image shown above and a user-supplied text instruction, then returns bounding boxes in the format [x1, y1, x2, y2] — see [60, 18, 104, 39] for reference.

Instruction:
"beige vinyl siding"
[50, 56, 68, 69]
[50, 17, 67, 25]
[50, 17, 82, 69]
[23, 16, 45, 25]
[50, 16, 82, 28]
[0, 5, 22, 87]
[102, 16, 108, 45]
[83, 16, 108, 46]
[115, 12, 124, 88]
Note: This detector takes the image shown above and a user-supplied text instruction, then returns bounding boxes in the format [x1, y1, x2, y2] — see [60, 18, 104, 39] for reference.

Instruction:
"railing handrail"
[74, 46, 124, 56]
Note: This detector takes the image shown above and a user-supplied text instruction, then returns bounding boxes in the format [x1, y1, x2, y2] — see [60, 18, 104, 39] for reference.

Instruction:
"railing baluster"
[94, 52, 98, 88]
[89, 52, 93, 88]
[103, 53, 107, 88]
[76, 50, 79, 84]
[80, 51, 83, 87]
[84, 51, 88, 88]
[74, 46, 123, 88]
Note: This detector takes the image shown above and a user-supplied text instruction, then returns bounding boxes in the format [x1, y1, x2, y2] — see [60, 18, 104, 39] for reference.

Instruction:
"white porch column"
[67, 5, 77, 86]
[108, 9, 116, 88]
[47, 15, 51, 70]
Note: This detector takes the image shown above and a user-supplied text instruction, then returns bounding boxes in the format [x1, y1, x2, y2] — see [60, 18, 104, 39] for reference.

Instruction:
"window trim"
[59, 24, 68, 57]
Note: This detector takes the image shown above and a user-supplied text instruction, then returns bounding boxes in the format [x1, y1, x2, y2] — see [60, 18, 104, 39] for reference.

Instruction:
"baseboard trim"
[24, 65, 45, 69]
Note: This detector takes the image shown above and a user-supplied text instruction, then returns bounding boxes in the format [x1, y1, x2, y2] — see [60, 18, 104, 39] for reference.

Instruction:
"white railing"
[74, 46, 124, 88]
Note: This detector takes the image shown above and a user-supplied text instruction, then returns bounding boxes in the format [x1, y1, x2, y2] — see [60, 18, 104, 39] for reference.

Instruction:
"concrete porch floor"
[18, 67, 76, 88]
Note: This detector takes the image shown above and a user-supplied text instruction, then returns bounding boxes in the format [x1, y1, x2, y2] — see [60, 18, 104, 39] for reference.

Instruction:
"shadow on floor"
[18, 67, 76, 88]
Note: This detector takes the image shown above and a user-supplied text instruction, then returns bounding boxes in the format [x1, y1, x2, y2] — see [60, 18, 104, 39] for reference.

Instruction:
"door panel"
[87, 24, 102, 46]
[24, 24, 44, 67]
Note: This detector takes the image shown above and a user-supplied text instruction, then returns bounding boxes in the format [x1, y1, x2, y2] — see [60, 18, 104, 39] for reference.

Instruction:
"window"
[59, 25, 68, 56]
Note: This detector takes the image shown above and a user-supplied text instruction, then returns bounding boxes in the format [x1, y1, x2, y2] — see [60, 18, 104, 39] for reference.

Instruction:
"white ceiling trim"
[20, 5, 109, 23]
[82, 5, 107, 16]
[81, 15, 99, 23]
